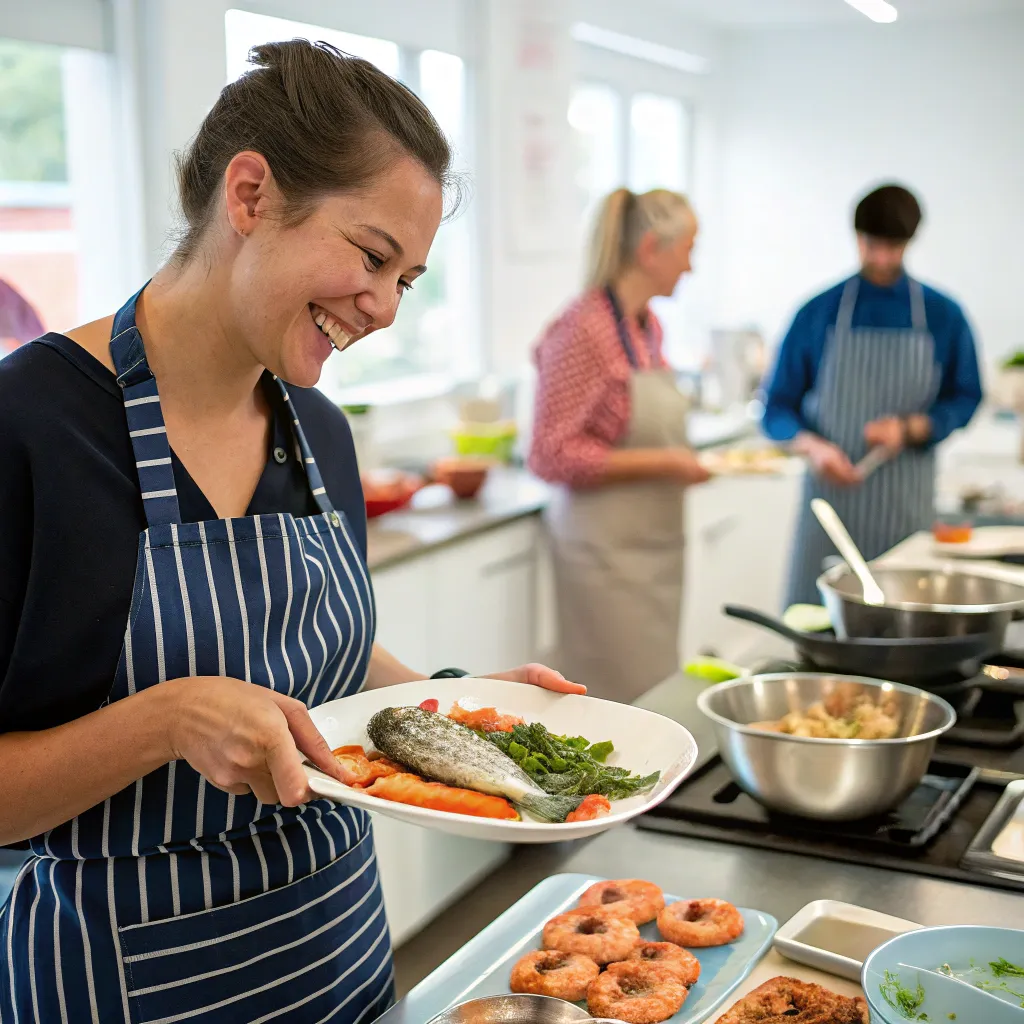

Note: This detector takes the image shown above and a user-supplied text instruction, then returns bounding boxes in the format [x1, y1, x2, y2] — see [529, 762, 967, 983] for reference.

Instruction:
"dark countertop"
[387, 673, 1023, 1004]
[367, 412, 758, 572]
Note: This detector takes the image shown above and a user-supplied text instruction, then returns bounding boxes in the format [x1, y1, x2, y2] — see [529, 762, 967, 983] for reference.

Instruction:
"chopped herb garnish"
[482, 722, 659, 800]
[990, 957, 1024, 979]
[880, 969, 929, 1020]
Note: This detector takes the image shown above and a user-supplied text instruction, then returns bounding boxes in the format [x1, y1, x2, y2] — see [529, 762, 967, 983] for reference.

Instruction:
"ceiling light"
[843, 0, 899, 23]
[570, 23, 710, 75]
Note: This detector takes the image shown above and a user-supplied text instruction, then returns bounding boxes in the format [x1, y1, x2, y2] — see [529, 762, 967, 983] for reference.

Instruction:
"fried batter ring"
[657, 898, 744, 947]
[626, 941, 701, 987]
[509, 950, 600, 1002]
[578, 879, 666, 925]
[587, 961, 687, 1024]
[542, 906, 640, 965]
[714, 976, 869, 1023]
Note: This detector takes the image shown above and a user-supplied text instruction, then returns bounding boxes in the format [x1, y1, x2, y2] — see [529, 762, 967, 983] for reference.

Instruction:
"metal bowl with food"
[426, 994, 591, 1024]
[817, 563, 1024, 640]
[697, 674, 956, 821]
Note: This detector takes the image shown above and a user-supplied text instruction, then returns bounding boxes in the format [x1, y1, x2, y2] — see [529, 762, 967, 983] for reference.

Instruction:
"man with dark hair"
[763, 184, 982, 607]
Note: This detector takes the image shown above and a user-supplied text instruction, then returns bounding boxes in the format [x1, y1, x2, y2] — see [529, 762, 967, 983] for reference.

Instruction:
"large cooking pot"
[817, 563, 1024, 640]
[697, 673, 956, 821]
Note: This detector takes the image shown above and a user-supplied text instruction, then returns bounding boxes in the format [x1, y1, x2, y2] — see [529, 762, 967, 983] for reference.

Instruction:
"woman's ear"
[223, 151, 273, 237]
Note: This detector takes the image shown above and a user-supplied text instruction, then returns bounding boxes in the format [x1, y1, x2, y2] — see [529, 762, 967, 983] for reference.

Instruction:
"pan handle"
[723, 604, 807, 644]
[981, 664, 1024, 696]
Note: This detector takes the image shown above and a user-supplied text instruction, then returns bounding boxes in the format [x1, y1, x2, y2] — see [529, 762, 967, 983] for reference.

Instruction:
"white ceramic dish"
[774, 900, 920, 981]
[304, 678, 699, 843]
[933, 525, 1024, 559]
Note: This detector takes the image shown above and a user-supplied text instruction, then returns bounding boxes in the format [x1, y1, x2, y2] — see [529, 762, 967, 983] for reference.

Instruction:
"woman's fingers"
[270, 692, 347, 784]
[487, 663, 587, 694]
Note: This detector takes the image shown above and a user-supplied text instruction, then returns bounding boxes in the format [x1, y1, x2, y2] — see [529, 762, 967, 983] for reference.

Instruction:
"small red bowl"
[362, 471, 422, 519]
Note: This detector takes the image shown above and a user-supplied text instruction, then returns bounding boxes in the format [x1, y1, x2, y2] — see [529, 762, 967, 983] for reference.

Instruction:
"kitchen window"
[0, 36, 135, 354]
[224, 10, 478, 403]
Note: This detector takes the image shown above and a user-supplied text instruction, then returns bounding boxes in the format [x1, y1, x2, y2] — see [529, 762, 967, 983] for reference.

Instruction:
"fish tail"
[515, 791, 582, 824]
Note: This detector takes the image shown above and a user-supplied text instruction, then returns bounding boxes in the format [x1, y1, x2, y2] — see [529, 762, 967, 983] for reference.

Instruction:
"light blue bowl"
[862, 925, 1024, 1023]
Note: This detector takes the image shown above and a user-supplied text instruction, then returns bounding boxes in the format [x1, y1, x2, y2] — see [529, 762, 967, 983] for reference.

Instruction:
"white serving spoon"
[811, 498, 886, 606]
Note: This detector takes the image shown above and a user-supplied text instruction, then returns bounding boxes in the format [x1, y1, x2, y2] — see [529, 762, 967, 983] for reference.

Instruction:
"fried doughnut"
[578, 878, 665, 925]
[542, 906, 640, 964]
[626, 941, 701, 987]
[587, 961, 687, 1024]
[714, 976, 869, 1023]
[657, 898, 744, 947]
[509, 950, 600, 1002]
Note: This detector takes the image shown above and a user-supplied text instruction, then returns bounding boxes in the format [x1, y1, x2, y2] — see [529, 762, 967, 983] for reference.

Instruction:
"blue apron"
[786, 276, 941, 607]
[0, 290, 395, 1023]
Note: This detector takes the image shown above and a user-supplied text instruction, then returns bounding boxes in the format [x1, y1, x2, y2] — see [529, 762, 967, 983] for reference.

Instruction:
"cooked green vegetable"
[880, 969, 929, 1020]
[990, 958, 1024, 979]
[482, 722, 659, 800]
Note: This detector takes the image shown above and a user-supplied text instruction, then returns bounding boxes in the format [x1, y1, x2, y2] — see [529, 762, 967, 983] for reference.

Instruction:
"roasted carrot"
[363, 772, 520, 820]
[331, 745, 404, 788]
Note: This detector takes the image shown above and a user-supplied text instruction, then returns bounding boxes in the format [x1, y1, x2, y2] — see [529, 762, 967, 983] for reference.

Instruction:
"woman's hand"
[663, 448, 712, 485]
[164, 676, 346, 807]
[483, 664, 586, 695]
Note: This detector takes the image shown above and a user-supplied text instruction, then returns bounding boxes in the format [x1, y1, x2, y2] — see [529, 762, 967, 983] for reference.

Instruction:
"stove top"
[637, 755, 1024, 891]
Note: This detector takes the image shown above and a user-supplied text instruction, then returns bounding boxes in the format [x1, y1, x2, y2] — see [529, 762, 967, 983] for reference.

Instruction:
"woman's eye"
[399, 279, 414, 293]
[362, 249, 385, 271]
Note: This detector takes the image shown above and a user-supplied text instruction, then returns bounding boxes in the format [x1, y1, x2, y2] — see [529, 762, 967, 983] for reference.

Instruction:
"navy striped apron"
[786, 276, 940, 607]
[0, 290, 395, 1023]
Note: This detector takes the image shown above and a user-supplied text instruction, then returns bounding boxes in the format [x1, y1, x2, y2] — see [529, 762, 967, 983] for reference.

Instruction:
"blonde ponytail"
[584, 187, 696, 290]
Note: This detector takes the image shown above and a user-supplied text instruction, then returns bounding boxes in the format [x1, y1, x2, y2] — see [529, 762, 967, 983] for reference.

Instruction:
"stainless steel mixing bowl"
[817, 563, 1024, 640]
[426, 994, 592, 1024]
[697, 673, 956, 821]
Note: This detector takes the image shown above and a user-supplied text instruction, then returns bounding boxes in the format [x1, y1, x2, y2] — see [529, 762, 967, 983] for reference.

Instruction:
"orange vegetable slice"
[331, 745, 404, 788]
[447, 702, 525, 733]
[566, 794, 611, 823]
[363, 772, 520, 820]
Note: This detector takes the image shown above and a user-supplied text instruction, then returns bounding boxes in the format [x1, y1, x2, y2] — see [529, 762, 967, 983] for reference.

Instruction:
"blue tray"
[375, 873, 777, 1023]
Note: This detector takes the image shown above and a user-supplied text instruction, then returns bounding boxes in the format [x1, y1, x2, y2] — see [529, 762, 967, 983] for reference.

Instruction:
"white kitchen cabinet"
[370, 557, 434, 670]
[681, 466, 804, 664]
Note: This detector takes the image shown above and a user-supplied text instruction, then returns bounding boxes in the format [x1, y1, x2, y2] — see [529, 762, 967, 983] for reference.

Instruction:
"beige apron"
[544, 290, 689, 702]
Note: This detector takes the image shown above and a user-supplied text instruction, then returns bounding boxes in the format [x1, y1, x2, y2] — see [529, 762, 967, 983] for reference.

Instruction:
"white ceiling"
[666, 0, 1024, 26]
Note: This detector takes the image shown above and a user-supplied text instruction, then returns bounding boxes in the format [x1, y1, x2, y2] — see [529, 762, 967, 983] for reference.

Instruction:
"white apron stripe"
[51, 862, 70, 1024]
[125, 395, 161, 407]
[74, 859, 100, 1024]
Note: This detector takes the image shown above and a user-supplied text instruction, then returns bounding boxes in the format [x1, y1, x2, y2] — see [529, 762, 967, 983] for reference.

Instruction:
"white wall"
[713, 13, 1024, 373]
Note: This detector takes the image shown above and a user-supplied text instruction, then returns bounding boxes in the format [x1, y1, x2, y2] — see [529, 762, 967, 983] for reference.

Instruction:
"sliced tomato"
[565, 794, 612, 823]
[363, 773, 520, 820]
[447, 702, 525, 733]
[418, 698, 440, 713]
[332, 745, 404, 788]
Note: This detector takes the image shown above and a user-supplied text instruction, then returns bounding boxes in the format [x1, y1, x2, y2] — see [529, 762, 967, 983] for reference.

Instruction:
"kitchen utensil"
[962, 779, 1024, 881]
[811, 499, 885, 605]
[862, 925, 1024, 1023]
[723, 605, 1001, 685]
[773, 900, 919, 982]
[853, 446, 892, 481]
[697, 674, 957, 820]
[303, 678, 698, 843]
[425, 995, 591, 1024]
[431, 456, 492, 500]
[382, 874, 777, 1024]
[818, 562, 1024, 639]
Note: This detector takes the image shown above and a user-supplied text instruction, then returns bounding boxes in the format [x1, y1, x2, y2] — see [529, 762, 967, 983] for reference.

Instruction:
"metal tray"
[962, 779, 1024, 881]
[375, 873, 777, 1024]
[773, 900, 920, 981]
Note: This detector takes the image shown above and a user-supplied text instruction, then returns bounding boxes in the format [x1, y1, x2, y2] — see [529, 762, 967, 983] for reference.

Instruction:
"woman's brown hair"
[173, 38, 459, 261]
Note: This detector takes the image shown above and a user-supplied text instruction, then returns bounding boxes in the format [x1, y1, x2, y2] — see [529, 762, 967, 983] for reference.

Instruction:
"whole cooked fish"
[367, 707, 582, 823]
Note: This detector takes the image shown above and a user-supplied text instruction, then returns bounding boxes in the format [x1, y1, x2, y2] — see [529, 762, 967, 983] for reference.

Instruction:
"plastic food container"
[451, 420, 517, 463]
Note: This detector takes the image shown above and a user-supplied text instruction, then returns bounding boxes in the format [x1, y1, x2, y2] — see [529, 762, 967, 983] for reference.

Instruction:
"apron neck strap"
[109, 287, 338, 530]
[838, 275, 928, 334]
[110, 286, 183, 530]
[604, 286, 654, 369]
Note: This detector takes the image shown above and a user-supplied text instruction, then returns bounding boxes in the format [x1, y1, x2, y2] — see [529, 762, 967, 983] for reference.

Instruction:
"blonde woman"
[529, 188, 710, 702]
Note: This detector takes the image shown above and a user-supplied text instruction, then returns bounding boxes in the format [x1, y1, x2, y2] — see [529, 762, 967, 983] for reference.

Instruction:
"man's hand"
[793, 433, 860, 486]
[864, 416, 906, 452]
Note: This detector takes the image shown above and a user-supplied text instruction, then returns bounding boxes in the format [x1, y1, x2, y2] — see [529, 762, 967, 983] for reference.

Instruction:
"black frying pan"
[723, 604, 1003, 685]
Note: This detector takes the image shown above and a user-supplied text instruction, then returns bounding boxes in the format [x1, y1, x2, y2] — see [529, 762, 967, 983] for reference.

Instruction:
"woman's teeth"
[311, 305, 353, 352]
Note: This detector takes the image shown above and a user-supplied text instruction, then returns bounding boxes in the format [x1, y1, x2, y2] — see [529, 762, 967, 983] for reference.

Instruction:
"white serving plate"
[933, 525, 1024, 559]
[304, 678, 698, 843]
[774, 900, 920, 981]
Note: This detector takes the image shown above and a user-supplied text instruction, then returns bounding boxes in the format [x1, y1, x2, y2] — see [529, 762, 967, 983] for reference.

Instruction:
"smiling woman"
[0, 38, 574, 1024]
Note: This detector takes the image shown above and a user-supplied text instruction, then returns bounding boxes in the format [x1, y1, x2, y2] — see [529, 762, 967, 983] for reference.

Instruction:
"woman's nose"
[356, 283, 400, 332]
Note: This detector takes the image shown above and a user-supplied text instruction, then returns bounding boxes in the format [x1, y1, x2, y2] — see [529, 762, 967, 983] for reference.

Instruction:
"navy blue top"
[762, 274, 983, 446]
[0, 334, 366, 735]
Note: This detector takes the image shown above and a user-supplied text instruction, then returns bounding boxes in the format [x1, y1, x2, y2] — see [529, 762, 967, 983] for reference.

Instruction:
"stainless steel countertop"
[387, 673, 1022, 1003]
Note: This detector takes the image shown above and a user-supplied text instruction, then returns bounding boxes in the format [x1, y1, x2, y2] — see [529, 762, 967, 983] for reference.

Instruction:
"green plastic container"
[451, 422, 517, 462]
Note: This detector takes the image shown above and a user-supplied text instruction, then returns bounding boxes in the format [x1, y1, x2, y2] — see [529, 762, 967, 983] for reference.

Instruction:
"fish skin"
[366, 707, 582, 823]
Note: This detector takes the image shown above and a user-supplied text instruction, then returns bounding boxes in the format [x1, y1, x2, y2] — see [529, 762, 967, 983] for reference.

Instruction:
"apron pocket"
[117, 832, 393, 1024]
